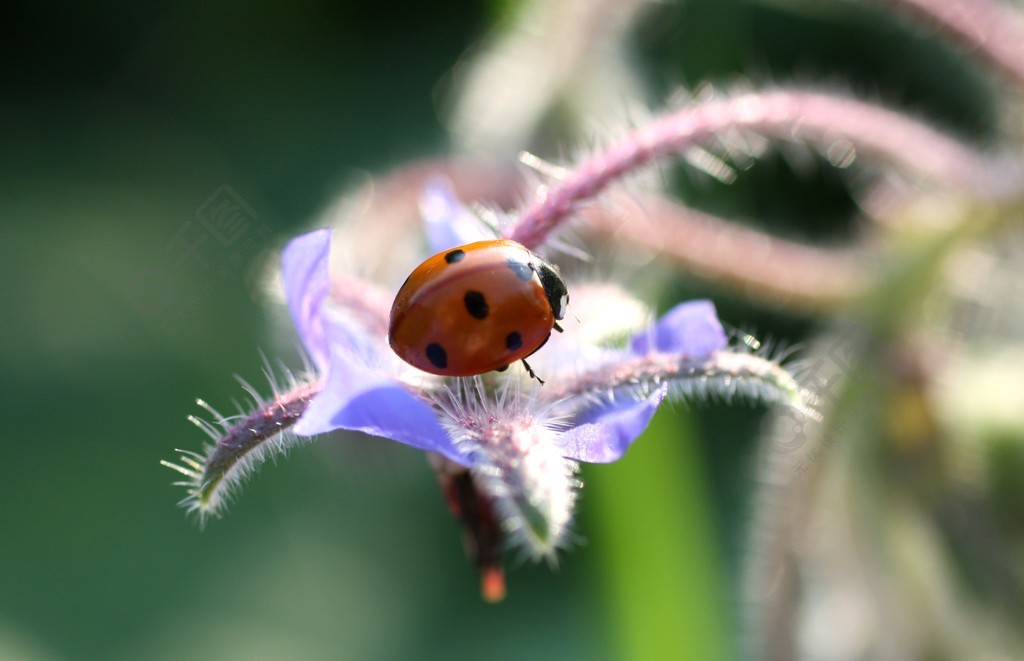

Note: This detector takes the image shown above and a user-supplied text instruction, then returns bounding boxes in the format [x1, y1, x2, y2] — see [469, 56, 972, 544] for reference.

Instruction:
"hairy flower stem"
[506, 89, 1015, 249]
[203, 385, 317, 488]
[163, 381, 321, 519]
[583, 195, 867, 311]
[546, 350, 811, 415]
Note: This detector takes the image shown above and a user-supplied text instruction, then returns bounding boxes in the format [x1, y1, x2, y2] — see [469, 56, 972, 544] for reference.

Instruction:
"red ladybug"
[389, 239, 568, 381]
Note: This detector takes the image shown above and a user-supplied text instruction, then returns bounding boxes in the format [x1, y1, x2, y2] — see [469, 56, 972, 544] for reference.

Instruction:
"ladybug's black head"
[536, 263, 569, 320]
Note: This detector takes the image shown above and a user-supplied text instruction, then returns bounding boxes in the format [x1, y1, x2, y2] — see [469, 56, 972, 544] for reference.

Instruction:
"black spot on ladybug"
[506, 331, 523, 350]
[444, 249, 466, 264]
[464, 290, 489, 319]
[426, 343, 448, 369]
[507, 258, 534, 282]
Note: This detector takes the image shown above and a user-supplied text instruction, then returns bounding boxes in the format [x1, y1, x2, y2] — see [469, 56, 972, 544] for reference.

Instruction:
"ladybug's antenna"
[520, 359, 545, 385]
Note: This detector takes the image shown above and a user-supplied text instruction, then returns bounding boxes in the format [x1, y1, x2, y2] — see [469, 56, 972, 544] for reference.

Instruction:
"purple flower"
[167, 180, 808, 602]
[283, 227, 727, 469]
[264, 175, 813, 596]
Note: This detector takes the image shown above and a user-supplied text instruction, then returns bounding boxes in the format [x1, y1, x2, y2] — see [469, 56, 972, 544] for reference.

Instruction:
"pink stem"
[583, 194, 866, 310]
[883, 0, 1024, 88]
[506, 89, 1016, 249]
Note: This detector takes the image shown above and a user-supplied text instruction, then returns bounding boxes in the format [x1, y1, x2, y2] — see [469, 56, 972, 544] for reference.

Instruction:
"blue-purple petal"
[420, 176, 495, 253]
[294, 356, 467, 465]
[281, 229, 333, 372]
[553, 385, 668, 463]
[631, 300, 726, 358]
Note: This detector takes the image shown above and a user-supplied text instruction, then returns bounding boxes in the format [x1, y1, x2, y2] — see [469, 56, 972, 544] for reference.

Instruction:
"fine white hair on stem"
[543, 345, 817, 422]
[433, 377, 580, 560]
[505, 87, 1023, 249]
[161, 364, 321, 526]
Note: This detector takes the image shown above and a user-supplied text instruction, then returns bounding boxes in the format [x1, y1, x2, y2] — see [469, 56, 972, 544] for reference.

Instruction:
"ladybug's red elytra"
[388, 239, 568, 382]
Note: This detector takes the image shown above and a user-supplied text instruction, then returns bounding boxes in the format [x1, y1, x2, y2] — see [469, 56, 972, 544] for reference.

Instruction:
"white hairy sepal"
[437, 379, 579, 561]
[162, 366, 319, 525]
[546, 343, 816, 420]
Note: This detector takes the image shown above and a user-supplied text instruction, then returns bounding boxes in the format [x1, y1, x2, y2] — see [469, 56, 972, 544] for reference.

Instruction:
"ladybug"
[389, 239, 568, 382]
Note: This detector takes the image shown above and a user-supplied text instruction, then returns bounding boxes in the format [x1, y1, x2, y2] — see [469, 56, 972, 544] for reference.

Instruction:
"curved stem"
[505, 89, 1019, 249]
[583, 194, 868, 311]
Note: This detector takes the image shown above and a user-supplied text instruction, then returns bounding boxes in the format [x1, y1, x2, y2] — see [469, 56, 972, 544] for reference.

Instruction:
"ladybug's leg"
[520, 358, 545, 385]
[553, 321, 563, 333]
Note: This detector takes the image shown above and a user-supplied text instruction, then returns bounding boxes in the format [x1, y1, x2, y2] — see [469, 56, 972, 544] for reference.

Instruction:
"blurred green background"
[0, 1, 995, 659]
